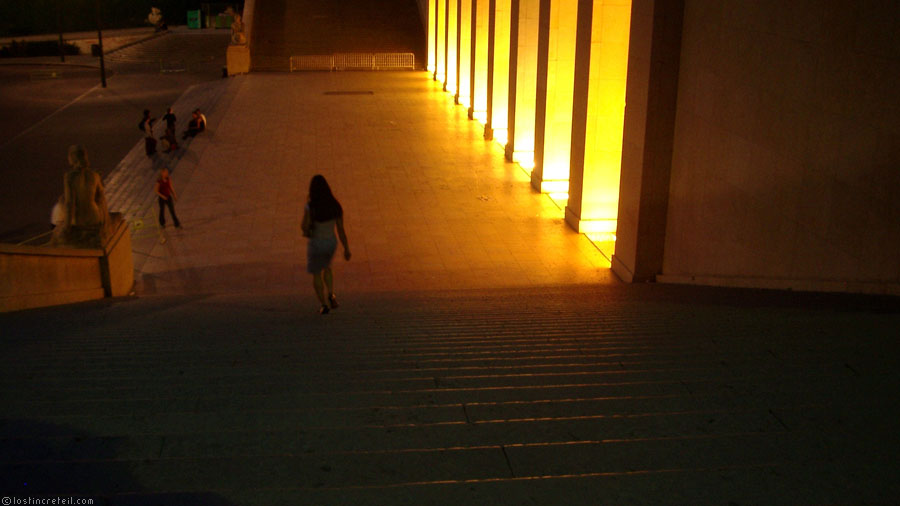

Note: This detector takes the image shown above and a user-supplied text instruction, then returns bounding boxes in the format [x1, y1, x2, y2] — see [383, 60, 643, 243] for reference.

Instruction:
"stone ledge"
[0, 219, 133, 312]
[0, 242, 102, 257]
[227, 44, 250, 75]
[656, 272, 900, 297]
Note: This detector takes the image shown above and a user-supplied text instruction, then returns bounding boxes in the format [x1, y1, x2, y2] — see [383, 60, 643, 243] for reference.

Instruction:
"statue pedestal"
[227, 45, 250, 75]
[100, 217, 134, 298]
[0, 217, 133, 312]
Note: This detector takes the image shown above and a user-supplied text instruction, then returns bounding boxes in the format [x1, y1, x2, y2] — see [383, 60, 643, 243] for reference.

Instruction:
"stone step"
[105, 32, 230, 64]
[0, 431, 863, 493]
[1, 284, 897, 502]
[102, 76, 241, 250]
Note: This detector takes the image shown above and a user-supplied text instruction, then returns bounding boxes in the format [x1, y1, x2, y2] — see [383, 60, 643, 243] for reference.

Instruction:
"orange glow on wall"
[471, 0, 490, 119]
[509, 0, 540, 167]
[427, 0, 437, 72]
[488, 0, 512, 144]
[534, 0, 578, 193]
[566, 0, 631, 234]
[493, 127, 508, 146]
[457, 0, 473, 104]
[426, 0, 630, 260]
[446, 0, 459, 93]
[436, 0, 447, 82]
[513, 150, 535, 171]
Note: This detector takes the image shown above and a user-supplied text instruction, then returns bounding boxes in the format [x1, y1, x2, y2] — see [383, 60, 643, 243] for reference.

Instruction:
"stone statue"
[51, 145, 112, 248]
[230, 13, 246, 45]
[148, 7, 167, 31]
[148, 7, 163, 26]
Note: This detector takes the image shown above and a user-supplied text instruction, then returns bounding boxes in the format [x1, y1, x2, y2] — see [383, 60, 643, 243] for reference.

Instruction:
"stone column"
[566, 0, 632, 234]
[531, 0, 578, 193]
[611, 0, 683, 282]
[506, 0, 540, 164]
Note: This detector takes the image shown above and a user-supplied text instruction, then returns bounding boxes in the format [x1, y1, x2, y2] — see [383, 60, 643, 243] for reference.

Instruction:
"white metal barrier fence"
[290, 53, 415, 71]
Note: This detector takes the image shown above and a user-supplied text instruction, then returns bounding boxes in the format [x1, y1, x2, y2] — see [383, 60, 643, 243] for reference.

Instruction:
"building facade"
[421, 0, 900, 295]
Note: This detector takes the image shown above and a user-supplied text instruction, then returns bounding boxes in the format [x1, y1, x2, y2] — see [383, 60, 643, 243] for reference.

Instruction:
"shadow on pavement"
[0, 419, 236, 505]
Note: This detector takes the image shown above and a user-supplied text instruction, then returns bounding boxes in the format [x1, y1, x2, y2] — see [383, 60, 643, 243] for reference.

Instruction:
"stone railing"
[0, 218, 133, 312]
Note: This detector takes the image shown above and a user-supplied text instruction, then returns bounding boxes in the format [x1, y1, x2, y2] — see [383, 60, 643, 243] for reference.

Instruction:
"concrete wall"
[0, 245, 105, 312]
[0, 220, 134, 312]
[657, 0, 900, 294]
[417, 0, 429, 33]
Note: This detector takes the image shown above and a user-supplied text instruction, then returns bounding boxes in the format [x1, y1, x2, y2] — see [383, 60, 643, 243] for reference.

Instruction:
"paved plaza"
[1, 70, 899, 504]
[125, 72, 614, 295]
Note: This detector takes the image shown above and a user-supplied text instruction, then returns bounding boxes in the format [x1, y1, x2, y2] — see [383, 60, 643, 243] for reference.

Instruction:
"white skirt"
[306, 237, 337, 273]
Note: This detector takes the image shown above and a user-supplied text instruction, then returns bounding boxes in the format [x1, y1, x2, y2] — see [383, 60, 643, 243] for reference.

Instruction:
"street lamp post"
[56, 1, 64, 62]
[95, 0, 107, 87]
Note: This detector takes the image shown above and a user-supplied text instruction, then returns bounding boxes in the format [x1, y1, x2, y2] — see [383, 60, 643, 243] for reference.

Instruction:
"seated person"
[182, 109, 207, 139]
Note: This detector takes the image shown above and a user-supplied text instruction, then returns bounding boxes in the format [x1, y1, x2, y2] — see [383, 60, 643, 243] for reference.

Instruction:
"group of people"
[140, 107, 207, 157]
[54, 113, 351, 315]
[50, 146, 180, 240]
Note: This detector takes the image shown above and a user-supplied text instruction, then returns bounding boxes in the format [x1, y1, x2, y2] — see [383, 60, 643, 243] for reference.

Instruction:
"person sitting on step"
[182, 109, 206, 140]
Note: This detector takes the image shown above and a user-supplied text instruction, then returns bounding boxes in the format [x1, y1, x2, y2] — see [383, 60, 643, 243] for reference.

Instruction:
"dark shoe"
[329, 294, 339, 309]
[318, 304, 329, 315]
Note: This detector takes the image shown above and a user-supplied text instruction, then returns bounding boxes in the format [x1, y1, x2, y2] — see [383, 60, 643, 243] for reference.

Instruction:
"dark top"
[189, 117, 205, 132]
[162, 112, 176, 129]
[157, 178, 173, 198]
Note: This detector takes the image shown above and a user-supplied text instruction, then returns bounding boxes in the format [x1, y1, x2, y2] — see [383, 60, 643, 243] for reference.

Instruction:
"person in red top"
[155, 167, 181, 228]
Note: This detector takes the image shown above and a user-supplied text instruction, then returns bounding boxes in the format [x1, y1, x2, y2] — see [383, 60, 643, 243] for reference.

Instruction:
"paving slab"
[129, 71, 615, 296]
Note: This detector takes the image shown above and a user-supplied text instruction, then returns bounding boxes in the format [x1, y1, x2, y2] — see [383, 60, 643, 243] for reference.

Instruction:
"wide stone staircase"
[1, 284, 898, 504]
[250, 0, 425, 72]
[105, 29, 231, 74]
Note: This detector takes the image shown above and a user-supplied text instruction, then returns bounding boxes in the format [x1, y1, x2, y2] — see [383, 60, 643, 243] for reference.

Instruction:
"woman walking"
[155, 167, 181, 229]
[302, 175, 351, 314]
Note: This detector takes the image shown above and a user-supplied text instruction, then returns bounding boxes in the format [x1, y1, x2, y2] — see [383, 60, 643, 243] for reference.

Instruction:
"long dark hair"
[308, 174, 343, 222]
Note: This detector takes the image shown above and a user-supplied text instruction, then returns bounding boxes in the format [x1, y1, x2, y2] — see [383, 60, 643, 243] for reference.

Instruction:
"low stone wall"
[226, 44, 250, 75]
[68, 32, 159, 55]
[0, 219, 133, 312]
[1, 29, 159, 56]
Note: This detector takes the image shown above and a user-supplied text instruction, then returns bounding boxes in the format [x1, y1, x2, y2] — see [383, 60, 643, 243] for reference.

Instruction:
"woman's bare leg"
[323, 268, 334, 296]
[312, 271, 327, 305]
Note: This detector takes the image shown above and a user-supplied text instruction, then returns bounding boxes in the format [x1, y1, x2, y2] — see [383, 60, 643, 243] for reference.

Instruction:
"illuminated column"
[532, 0, 578, 193]
[436, 0, 447, 82]
[445, 0, 459, 93]
[470, 0, 490, 122]
[506, 0, 540, 164]
[566, 0, 631, 234]
[457, 0, 473, 106]
[485, 0, 511, 143]
[427, 0, 437, 73]
[611, 0, 683, 282]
